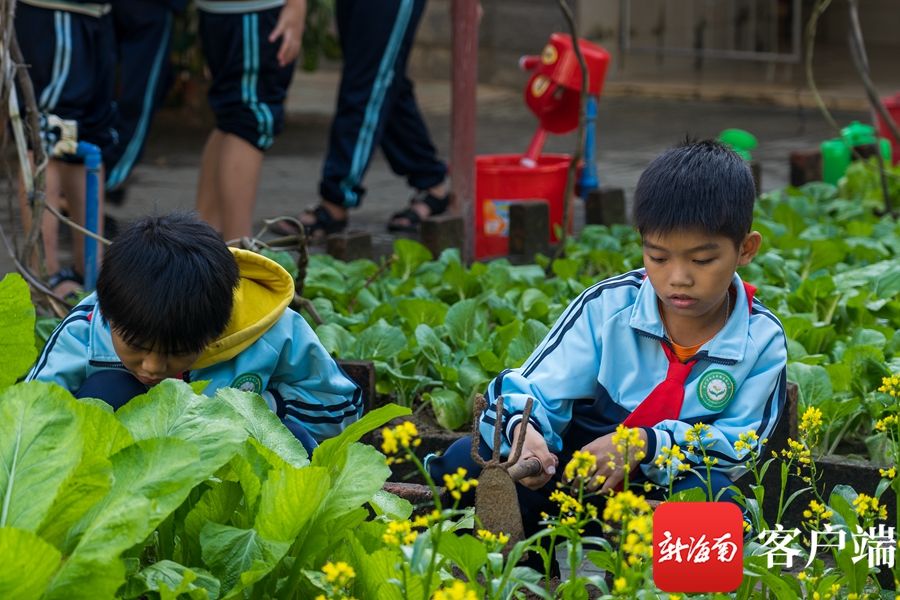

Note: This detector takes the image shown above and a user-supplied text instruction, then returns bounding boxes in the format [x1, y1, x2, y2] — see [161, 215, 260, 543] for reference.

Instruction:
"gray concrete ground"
[0, 68, 869, 277]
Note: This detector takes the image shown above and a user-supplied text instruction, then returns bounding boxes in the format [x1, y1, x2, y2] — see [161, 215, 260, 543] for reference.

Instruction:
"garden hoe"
[470, 394, 542, 546]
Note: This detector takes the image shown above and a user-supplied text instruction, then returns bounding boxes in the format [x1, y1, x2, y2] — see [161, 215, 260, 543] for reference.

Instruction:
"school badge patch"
[698, 369, 736, 411]
[231, 373, 263, 394]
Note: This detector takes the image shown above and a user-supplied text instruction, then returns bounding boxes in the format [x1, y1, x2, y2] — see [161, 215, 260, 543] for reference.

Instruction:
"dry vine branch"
[847, 0, 896, 214]
[9, 31, 51, 269]
[804, 0, 839, 134]
[549, 0, 588, 270]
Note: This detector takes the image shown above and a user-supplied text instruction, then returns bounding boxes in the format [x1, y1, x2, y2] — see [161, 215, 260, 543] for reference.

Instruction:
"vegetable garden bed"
[9, 159, 900, 598]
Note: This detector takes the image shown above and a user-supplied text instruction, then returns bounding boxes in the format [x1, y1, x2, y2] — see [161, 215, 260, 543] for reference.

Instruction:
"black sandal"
[269, 205, 348, 237]
[387, 190, 451, 233]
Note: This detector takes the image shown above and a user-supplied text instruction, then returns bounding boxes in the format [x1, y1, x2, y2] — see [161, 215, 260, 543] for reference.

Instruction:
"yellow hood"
[192, 248, 294, 369]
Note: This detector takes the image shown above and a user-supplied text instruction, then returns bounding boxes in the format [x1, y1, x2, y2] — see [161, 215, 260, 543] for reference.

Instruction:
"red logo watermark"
[652, 502, 744, 593]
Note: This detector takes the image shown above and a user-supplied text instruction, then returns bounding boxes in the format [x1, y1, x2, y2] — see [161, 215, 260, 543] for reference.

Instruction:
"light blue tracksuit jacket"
[480, 269, 788, 485]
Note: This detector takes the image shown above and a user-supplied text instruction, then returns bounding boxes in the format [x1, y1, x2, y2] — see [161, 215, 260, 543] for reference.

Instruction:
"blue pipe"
[75, 141, 101, 291]
[578, 96, 600, 196]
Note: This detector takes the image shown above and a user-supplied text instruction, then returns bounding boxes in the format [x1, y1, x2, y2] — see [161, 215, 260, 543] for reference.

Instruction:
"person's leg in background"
[196, 7, 295, 241]
[104, 0, 178, 201]
[14, 5, 113, 295]
[381, 54, 450, 232]
[272, 0, 429, 237]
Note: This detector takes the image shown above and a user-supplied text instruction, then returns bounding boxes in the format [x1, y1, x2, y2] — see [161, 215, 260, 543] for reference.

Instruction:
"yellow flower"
[734, 430, 760, 455]
[443, 467, 478, 501]
[780, 438, 812, 466]
[549, 489, 584, 515]
[853, 493, 888, 521]
[802, 499, 833, 529]
[613, 577, 627, 592]
[611, 424, 644, 448]
[432, 580, 478, 600]
[564, 450, 597, 481]
[684, 423, 712, 450]
[382, 520, 418, 546]
[800, 406, 823, 441]
[875, 415, 898, 433]
[603, 490, 651, 523]
[322, 561, 356, 588]
[477, 529, 510, 546]
[880, 467, 897, 479]
[380, 421, 421, 463]
[878, 373, 900, 397]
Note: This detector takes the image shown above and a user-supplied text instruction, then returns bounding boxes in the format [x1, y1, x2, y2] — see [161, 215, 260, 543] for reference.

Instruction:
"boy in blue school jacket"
[429, 139, 787, 531]
[28, 213, 362, 453]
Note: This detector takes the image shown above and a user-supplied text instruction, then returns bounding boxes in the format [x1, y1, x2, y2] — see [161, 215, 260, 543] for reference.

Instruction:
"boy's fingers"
[518, 451, 556, 490]
[599, 470, 622, 494]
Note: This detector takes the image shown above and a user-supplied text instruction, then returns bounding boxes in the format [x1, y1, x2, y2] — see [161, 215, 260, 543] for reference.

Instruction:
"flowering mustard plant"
[442, 467, 478, 501]
[380, 421, 421, 465]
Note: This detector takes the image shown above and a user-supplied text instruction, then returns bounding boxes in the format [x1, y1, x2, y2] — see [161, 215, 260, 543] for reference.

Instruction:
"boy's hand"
[271, 0, 307, 67]
[581, 428, 648, 494]
[510, 423, 558, 490]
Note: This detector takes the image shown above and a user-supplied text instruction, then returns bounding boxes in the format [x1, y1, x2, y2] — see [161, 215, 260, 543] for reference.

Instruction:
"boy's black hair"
[632, 138, 756, 246]
[96, 213, 240, 355]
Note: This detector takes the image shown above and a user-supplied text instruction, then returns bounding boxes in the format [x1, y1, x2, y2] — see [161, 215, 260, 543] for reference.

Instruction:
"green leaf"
[506, 319, 550, 366]
[72, 397, 134, 459]
[254, 464, 330, 541]
[343, 535, 404, 600]
[214, 387, 309, 467]
[551, 258, 580, 280]
[396, 298, 449, 330]
[437, 533, 487, 582]
[37, 458, 113, 552]
[0, 527, 61, 600]
[392, 239, 433, 279]
[315, 444, 391, 523]
[0, 274, 37, 389]
[357, 320, 407, 360]
[315, 323, 355, 357]
[786, 362, 832, 406]
[424, 388, 468, 431]
[312, 404, 410, 473]
[415, 324, 451, 365]
[183, 481, 244, 551]
[519, 289, 551, 320]
[117, 379, 248, 473]
[124, 560, 220, 600]
[45, 438, 210, 599]
[458, 358, 489, 397]
[200, 522, 291, 596]
[258, 248, 299, 280]
[0, 381, 82, 530]
[444, 299, 482, 348]
[368, 489, 413, 521]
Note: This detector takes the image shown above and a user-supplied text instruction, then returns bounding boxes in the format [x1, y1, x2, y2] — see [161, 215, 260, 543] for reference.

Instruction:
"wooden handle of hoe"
[507, 457, 543, 482]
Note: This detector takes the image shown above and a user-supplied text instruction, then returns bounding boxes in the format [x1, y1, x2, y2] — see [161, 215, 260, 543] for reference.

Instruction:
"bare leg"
[216, 133, 262, 241]
[196, 129, 224, 232]
[17, 157, 104, 296]
[196, 130, 262, 241]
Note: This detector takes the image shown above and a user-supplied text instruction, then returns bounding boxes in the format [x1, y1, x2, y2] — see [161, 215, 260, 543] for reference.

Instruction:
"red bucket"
[875, 93, 900, 166]
[475, 154, 572, 259]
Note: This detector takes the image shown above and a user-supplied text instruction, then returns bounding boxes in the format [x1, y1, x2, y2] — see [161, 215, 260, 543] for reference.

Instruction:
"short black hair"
[96, 213, 240, 355]
[633, 139, 756, 246]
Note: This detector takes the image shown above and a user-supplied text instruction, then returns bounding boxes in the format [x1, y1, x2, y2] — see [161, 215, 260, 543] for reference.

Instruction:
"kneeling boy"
[28, 213, 362, 452]
[429, 139, 788, 533]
